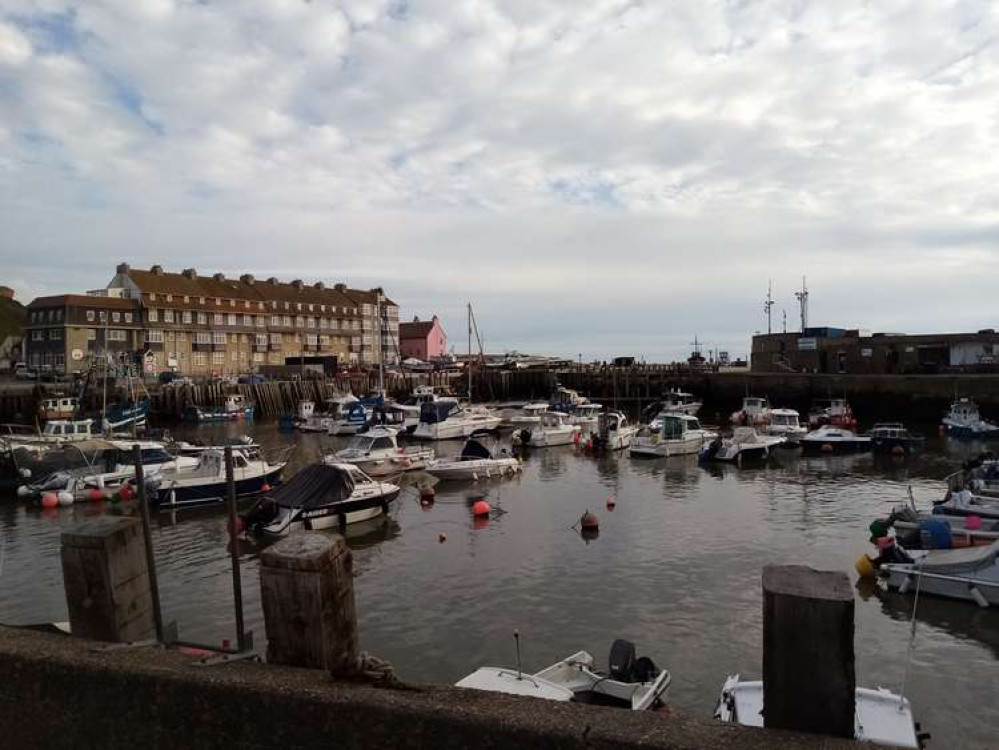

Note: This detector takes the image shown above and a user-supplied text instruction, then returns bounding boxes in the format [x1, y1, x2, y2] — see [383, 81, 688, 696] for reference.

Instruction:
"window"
[215, 298, 221, 306]
[255, 316, 264, 327]
[178, 332, 187, 341]
[31, 330, 43, 341]
[213, 332, 227, 345]
[296, 303, 302, 311]
[231, 350, 238, 362]
[229, 299, 235, 308]
[86, 329, 96, 341]
[196, 332, 211, 344]
[256, 334, 268, 346]
[363, 304, 372, 315]
[166, 294, 172, 302]
[124, 312, 132, 323]
[111, 312, 120, 322]
[329, 319, 338, 330]
[199, 297, 205, 304]
[167, 331, 175, 341]
[308, 304, 314, 312]
[107, 329, 127, 341]
[214, 313, 223, 325]
[320, 335, 330, 346]
[253, 352, 264, 363]
[243, 314, 252, 326]
[270, 315, 280, 326]
[283, 315, 292, 327]
[240, 334, 248, 343]
[270, 333, 281, 344]
[183, 296, 189, 303]
[182, 311, 192, 324]
[296, 316, 304, 328]
[49, 329, 62, 340]
[146, 330, 164, 343]
[163, 309, 174, 323]
[197, 312, 207, 325]
[149, 293, 156, 301]
[195, 352, 207, 366]
[54, 354, 64, 368]
[244, 300, 250, 309]
[258, 302, 264, 310]
[228, 314, 237, 326]
[319, 317, 328, 329]
[148, 309, 159, 322]
[307, 317, 316, 328]
[230, 333, 238, 343]
[212, 351, 225, 365]
[284, 302, 289, 310]
[307, 334, 318, 346]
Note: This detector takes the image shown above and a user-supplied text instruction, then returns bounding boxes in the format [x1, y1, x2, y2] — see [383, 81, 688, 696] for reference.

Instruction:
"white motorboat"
[589, 412, 639, 451]
[328, 427, 434, 477]
[764, 408, 807, 444]
[808, 398, 858, 430]
[424, 438, 521, 481]
[550, 386, 589, 412]
[661, 388, 701, 415]
[6, 419, 98, 447]
[879, 540, 999, 607]
[504, 402, 551, 429]
[800, 425, 871, 454]
[327, 401, 371, 436]
[700, 427, 784, 464]
[730, 396, 771, 427]
[457, 639, 670, 711]
[298, 394, 360, 433]
[571, 403, 604, 435]
[396, 386, 460, 432]
[149, 446, 287, 509]
[241, 463, 400, 538]
[942, 397, 999, 439]
[512, 411, 580, 447]
[715, 675, 920, 748]
[630, 414, 714, 458]
[411, 402, 502, 441]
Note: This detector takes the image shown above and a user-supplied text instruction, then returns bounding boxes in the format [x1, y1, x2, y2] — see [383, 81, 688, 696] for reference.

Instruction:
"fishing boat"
[102, 396, 151, 432]
[941, 398, 999, 439]
[715, 675, 920, 748]
[458, 638, 670, 711]
[184, 394, 254, 423]
[867, 423, 925, 454]
[571, 403, 604, 435]
[424, 438, 521, 481]
[504, 402, 551, 429]
[37, 396, 79, 421]
[630, 413, 714, 458]
[800, 425, 872, 454]
[512, 411, 580, 447]
[730, 396, 771, 427]
[9, 419, 98, 446]
[763, 408, 807, 444]
[240, 463, 400, 538]
[149, 446, 286, 508]
[589, 412, 640, 451]
[327, 401, 371, 436]
[963, 458, 999, 498]
[329, 427, 434, 476]
[411, 402, 502, 441]
[700, 428, 784, 464]
[808, 398, 858, 430]
[878, 540, 999, 607]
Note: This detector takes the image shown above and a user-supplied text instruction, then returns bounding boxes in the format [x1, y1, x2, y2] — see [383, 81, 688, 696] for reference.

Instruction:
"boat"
[102, 396, 151, 432]
[929, 487, 999, 521]
[504, 402, 551, 429]
[800, 425, 872, 454]
[149, 445, 286, 508]
[457, 639, 670, 711]
[763, 408, 807, 444]
[411, 402, 502, 441]
[661, 388, 701, 415]
[630, 413, 714, 458]
[327, 401, 371, 436]
[941, 397, 999, 439]
[240, 463, 400, 538]
[512, 411, 580, 447]
[715, 675, 920, 748]
[424, 438, 521, 481]
[963, 457, 999, 498]
[184, 394, 254, 423]
[9, 419, 98, 446]
[867, 423, 925, 454]
[297, 394, 358, 432]
[550, 386, 589, 413]
[329, 427, 434, 477]
[808, 398, 858, 430]
[878, 540, 999, 607]
[881, 504, 999, 548]
[730, 396, 771, 427]
[571, 403, 604, 435]
[37, 396, 79, 421]
[700, 427, 784, 464]
[588, 412, 639, 451]
[396, 386, 460, 432]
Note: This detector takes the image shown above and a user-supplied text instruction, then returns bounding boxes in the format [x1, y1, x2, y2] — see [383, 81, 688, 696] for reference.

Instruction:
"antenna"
[514, 630, 522, 680]
[764, 279, 774, 335]
[794, 276, 809, 333]
[782, 309, 787, 334]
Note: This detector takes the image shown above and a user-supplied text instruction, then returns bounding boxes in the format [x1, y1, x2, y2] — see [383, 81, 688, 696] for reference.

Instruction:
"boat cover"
[732, 427, 760, 444]
[272, 464, 355, 509]
[420, 401, 458, 424]
[913, 539, 999, 574]
[461, 439, 492, 460]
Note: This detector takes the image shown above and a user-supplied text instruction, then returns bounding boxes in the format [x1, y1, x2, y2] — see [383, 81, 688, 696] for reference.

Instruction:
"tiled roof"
[399, 319, 436, 339]
[28, 295, 139, 310]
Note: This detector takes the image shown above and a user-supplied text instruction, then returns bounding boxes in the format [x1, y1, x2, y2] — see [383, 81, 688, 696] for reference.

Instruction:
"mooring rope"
[333, 651, 398, 684]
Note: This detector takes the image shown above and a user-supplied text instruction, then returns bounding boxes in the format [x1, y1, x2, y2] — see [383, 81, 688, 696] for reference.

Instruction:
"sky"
[2, 1, 999, 362]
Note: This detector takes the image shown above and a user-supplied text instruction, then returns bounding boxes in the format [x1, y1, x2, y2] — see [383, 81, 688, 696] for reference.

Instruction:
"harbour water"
[1, 422, 997, 749]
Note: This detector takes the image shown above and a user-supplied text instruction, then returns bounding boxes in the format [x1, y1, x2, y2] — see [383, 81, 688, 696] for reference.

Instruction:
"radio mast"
[794, 276, 809, 333]
[764, 279, 775, 335]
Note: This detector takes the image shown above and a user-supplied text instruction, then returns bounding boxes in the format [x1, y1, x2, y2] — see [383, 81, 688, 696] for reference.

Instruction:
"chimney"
[150, 265, 164, 275]
[116, 262, 131, 274]
[334, 283, 347, 292]
[213, 273, 225, 281]
[240, 274, 255, 285]
[182, 268, 197, 279]
[313, 281, 325, 291]
[413, 316, 420, 322]
[292, 279, 303, 290]
[267, 277, 279, 285]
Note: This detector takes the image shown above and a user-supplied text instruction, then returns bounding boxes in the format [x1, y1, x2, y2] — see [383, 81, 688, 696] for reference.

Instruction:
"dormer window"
[166, 294, 172, 302]
[149, 293, 156, 301]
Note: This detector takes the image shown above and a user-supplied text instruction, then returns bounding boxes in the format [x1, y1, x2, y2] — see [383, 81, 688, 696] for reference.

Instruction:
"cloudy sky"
[2, 1, 998, 361]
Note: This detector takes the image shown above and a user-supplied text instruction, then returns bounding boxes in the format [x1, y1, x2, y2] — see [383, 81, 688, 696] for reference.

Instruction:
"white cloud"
[1, 0, 999, 360]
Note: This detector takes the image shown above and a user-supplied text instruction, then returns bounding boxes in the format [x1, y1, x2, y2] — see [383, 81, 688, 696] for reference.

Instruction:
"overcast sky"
[2, 1, 998, 361]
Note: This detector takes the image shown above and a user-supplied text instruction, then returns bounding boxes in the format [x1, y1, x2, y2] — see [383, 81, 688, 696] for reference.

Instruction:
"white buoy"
[57, 490, 74, 507]
[16, 485, 30, 499]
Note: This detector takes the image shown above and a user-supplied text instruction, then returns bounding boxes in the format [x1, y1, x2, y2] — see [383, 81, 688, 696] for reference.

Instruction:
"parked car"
[238, 374, 267, 385]
[14, 364, 37, 380]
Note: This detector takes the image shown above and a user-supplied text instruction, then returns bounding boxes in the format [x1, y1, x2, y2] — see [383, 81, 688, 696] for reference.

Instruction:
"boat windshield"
[345, 436, 376, 452]
[661, 415, 686, 438]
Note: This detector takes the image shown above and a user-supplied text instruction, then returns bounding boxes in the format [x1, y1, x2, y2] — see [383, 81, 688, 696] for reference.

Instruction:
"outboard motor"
[700, 438, 722, 462]
[519, 428, 532, 445]
[608, 639, 636, 682]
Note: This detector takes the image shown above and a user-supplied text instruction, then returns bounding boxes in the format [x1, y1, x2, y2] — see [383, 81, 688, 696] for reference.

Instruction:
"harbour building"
[24, 263, 399, 376]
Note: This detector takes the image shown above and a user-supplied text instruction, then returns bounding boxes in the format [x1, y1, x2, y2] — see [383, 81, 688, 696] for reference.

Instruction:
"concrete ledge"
[0, 626, 885, 749]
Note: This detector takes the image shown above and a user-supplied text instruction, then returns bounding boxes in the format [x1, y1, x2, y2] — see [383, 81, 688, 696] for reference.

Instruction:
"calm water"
[1, 422, 997, 748]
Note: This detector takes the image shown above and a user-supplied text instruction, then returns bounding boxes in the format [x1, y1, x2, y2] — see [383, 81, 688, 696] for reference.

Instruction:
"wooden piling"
[259, 532, 358, 672]
[762, 565, 855, 739]
[60, 517, 155, 643]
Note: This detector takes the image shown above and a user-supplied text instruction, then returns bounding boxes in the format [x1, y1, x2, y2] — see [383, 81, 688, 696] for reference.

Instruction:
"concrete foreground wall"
[0, 626, 882, 750]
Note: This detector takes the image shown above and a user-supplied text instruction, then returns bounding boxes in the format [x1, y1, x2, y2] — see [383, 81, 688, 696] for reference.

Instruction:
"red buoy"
[41, 493, 59, 509]
[606, 494, 616, 510]
[420, 487, 435, 501]
[261, 483, 272, 493]
[231, 516, 245, 535]
[119, 484, 133, 501]
[472, 499, 491, 517]
[88, 489, 104, 502]
[580, 510, 599, 530]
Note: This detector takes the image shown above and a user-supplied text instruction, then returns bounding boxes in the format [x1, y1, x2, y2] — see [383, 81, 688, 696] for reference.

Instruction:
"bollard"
[60, 517, 155, 642]
[762, 565, 855, 739]
[259, 532, 358, 672]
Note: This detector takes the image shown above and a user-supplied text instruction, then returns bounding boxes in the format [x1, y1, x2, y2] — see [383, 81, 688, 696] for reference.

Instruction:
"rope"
[332, 651, 398, 685]
[898, 556, 924, 702]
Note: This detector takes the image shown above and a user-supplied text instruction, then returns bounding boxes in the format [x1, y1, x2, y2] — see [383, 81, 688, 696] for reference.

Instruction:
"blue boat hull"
[153, 467, 282, 509]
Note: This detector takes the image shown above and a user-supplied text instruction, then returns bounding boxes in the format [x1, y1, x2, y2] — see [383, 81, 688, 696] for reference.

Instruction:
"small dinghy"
[867, 423, 925, 454]
[876, 539, 999, 607]
[715, 675, 921, 748]
[457, 637, 670, 711]
[800, 425, 871, 454]
[700, 427, 783, 464]
[424, 438, 521, 481]
[241, 463, 400, 538]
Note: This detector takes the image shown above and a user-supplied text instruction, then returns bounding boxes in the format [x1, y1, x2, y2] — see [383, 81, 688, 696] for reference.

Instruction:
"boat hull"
[630, 434, 703, 458]
[425, 458, 521, 481]
[154, 467, 283, 508]
[882, 563, 999, 606]
[412, 416, 502, 440]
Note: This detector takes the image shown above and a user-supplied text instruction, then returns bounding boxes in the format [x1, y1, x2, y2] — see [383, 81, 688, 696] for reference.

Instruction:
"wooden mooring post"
[762, 565, 855, 739]
[259, 532, 358, 672]
[60, 517, 155, 643]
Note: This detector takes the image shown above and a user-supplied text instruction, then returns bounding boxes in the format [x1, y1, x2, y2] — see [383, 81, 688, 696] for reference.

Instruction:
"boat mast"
[377, 297, 384, 396]
[467, 303, 472, 404]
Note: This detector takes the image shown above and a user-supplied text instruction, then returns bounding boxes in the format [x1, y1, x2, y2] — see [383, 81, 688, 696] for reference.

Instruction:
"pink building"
[399, 315, 447, 360]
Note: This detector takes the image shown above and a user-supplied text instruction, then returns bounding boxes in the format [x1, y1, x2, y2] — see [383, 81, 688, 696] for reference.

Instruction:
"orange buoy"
[472, 499, 491, 517]
[41, 493, 59, 509]
[573, 431, 582, 446]
[88, 489, 104, 502]
[606, 494, 616, 510]
[821, 443, 834, 453]
[473, 515, 490, 530]
[438, 532, 447, 543]
[420, 487, 435, 502]
[580, 510, 599, 530]
[261, 483, 272, 493]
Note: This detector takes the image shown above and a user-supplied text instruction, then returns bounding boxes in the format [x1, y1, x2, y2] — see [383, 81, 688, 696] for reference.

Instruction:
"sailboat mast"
[467, 303, 472, 403]
[377, 297, 384, 395]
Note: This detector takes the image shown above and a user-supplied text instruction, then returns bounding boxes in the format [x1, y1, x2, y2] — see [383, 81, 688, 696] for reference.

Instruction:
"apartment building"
[25, 264, 400, 376]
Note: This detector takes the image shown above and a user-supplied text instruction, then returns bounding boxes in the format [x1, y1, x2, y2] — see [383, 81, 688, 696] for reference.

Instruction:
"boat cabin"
[41, 420, 95, 439]
[598, 412, 629, 434]
[38, 397, 79, 420]
[660, 414, 702, 438]
[574, 404, 603, 419]
[551, 387, 587, 409]
[419, 401, 460, 424]
[298, 400, 315, 420]
[343, 430, 397, 455]
[768, 409, 800, 428]
[949, 398, 981, 421]
[741, 397, 770, 417]
[540, 411, 573, 429]
[663, 389, 696, 406]
[225, 394, 247, 413]
[869, 423, 918, 440]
